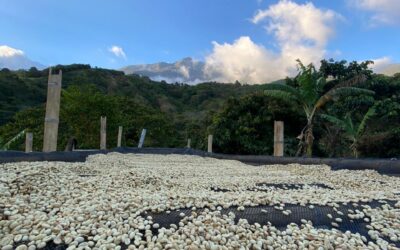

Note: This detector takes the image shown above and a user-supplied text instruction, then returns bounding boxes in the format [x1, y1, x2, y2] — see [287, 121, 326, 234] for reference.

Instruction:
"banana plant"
[0, 130, 26, 151]
[321, 106, 376, 158]
[264, 60, 374, 157]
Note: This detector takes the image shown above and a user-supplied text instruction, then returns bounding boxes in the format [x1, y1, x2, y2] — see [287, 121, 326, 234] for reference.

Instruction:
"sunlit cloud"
[0, 45, 24, 57]
[109, 45, 127, 59]
[204, 0, 340, 84]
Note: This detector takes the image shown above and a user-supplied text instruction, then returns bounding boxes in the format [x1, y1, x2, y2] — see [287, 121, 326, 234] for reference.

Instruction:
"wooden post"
[100, 116, 107, 150]
[187, 138, 191, 148]
[43, 68, 62, 152]
[117, 126, 123, 147]
[25, 133, 33, 153]
[138, 129, 146, 148]
[274, 121, 284, 157]
[208, 134, 213, 153]
[65, 137, 77, 151]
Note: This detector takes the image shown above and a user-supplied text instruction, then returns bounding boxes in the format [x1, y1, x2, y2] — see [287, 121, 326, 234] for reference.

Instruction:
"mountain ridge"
[121, 58, 400, 84]
[376, 63, 400, 76]
[120, 57, 210, 84]
[0, 46, 44, 70]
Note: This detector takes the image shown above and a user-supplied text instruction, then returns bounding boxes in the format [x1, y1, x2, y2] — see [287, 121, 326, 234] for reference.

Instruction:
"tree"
[321, 106, 376, 158]
[320, 59, 373, 80]
[211, 94, 303, 155]
[264, 60, 374, 157]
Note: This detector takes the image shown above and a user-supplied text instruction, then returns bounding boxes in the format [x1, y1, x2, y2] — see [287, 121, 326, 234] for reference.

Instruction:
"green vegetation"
[0, 130, 25, 150]
[211, 94, 303, 155]
[322, 106, 376, 158]
[263, 60, 374, 157]
[0, 60, 399, 158]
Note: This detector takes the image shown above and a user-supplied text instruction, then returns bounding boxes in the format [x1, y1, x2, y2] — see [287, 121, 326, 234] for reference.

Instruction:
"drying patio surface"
[1, 153, 399, 249]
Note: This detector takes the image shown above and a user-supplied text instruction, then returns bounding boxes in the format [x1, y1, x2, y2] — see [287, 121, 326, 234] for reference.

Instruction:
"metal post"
[117, 126, 123, 147]
[274, 121, 284, 157]
[138, 129, 147, 148]
[25, 133, 33, 153]
[208, 134, 213, 153]
[187, 138, 191, 148]
[43, 68, 62, 152]
[100, 116, 107, 150]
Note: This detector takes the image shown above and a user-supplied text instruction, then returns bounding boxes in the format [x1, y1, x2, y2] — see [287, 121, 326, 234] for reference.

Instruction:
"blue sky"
[1, 0, 400, 82]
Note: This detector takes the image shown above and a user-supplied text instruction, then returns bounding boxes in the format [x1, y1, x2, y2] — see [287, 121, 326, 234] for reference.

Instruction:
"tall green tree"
[263, 60, 374, 157]
[210, 94, 303, 155]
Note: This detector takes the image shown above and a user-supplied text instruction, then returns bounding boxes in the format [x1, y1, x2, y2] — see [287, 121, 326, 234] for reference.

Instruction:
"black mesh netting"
[14, 200, 398, 250]
[1, 147, 400, 176]
[210, 183, 333, 192]
[142, 200, 399, 248]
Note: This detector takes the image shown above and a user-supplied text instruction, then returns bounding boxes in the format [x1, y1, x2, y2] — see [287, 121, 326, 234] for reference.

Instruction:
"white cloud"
[370, 56, 392, 71]
[109, 45, 126, 59]
[204, 0, 340, 84]
[252, 0, 338, 46]
[352, 0, 400, 25]
[0, 45, 24, 57]
[178, 65, 190, 79]
[204, 37, 285, 83]
[0, 45, 44, 70]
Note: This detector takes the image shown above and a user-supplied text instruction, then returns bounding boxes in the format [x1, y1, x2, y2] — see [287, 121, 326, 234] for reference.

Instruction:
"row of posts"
[205, 121, 284, 156]
[99, 119, 284, 156]
[100, 116, 147, 150]
[29, 69, 285, 156]
[26, 118, 284, 156]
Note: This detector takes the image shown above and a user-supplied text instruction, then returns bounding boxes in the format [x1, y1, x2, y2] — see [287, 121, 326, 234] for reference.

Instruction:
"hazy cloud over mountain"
[121, 57, 209, 84]
[121, 55, 400, 84]
[0, 45, 44, 70]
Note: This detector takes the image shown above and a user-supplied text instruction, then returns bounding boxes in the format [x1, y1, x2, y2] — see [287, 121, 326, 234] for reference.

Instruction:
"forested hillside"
[0, 60, 399, 158]
[0, 64, 270, 125]
[0, 64, 270, 151]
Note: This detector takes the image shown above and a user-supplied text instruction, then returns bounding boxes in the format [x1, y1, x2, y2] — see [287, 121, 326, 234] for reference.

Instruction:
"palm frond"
[296, 59, 307, 72]
[295, 62, 320, 106]
[322, 114, 357, 141]
[316, 77, 327, 92]
[357, 106, 376, 136]
[331, 74, 367, 89]
[315, 87, 374, 109]
[1, 130, 26, 150]
[331, 87, 375, 98]
[343, 114, 356, 140]
[321, 114, 347, 129]
[359, 131, 391, 144]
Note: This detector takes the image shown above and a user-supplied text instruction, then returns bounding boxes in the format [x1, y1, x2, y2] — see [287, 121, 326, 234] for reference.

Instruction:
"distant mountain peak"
[120, 57, 208, 84]
[376, 63, 400, 76]
[0, 45, 45, 70]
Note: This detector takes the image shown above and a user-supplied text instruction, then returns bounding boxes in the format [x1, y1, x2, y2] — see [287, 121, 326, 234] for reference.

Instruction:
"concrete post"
[187, 138, 191, 148]
[138, 129, 147, 148]
[25, 133, 33, 153]
[208, 134, 213, 153]
[117, 126, 123, 147]
[43, 68, 62, 152]
[100, 116, 107, 150]
[274, 121, 284, 157]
